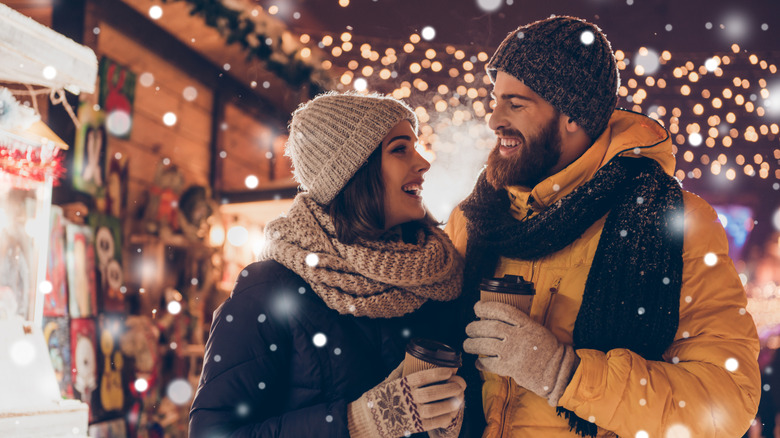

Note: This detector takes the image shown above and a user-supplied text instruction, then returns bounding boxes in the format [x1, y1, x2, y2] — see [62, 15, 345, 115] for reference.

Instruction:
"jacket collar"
[506, 109, 675, 217]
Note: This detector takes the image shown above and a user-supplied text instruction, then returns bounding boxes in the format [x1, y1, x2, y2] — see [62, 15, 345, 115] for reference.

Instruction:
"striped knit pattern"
[400, 377, 423, 431]
[260, 194, 463, 318]
[285, 91, 418, 204]
[486, 15, 619, 139]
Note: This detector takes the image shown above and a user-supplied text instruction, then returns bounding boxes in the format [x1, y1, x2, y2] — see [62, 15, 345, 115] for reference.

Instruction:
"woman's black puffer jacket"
[189, 260, 459, 437]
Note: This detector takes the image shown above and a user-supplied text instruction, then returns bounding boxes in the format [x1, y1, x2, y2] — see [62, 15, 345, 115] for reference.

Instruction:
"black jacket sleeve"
[189, 262, 351, 438]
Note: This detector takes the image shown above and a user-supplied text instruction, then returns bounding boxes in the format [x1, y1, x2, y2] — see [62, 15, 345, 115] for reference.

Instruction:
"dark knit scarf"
[459, 156, 684, 437]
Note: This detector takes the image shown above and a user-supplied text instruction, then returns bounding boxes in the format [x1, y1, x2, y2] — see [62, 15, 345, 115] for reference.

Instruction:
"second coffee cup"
[402, 338, 462, 377]
[479, 274, 535, 314]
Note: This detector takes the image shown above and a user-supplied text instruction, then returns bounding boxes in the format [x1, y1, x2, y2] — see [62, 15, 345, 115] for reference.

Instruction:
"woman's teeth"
[402, 183, 422, 195]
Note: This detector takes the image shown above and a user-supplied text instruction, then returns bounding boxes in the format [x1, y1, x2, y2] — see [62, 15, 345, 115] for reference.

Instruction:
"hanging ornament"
[0, 86, 68, 187]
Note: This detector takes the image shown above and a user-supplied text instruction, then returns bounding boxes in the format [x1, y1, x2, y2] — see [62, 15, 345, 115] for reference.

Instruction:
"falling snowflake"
[166, 379, 193, 406]
[580, 30, 595, 45]
[475, 0, 502, 13]
[665, 423, 691, 438]
[306, 253, 320, 267]
[313, 333, 327, 347]
[421, 26, 436, 41]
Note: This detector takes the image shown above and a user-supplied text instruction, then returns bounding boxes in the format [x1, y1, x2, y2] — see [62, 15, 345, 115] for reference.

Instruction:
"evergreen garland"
[165, 0, 331, 97]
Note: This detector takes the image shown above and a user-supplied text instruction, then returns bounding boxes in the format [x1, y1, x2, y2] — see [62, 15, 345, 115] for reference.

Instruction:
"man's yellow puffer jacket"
[445, 109, 761, 438]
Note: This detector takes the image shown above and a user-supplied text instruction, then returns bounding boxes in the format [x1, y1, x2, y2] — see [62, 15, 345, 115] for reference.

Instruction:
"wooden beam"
[217, 187, 299, 204]
[90, 0, 288, 125]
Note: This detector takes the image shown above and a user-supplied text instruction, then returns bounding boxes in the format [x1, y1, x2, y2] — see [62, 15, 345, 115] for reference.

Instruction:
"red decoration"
[0, 142, 65, 185]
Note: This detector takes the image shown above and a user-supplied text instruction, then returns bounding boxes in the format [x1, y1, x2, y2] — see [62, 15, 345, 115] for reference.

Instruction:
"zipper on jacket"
[499, 376, 512, 438]
[542, 277, 561, 327]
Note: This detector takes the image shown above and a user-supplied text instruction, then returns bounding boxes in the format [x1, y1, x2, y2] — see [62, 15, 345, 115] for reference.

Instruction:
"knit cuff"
[427, 406, 464, 438]
[347, 394, 380, 438]
[548, 346, 581, 406]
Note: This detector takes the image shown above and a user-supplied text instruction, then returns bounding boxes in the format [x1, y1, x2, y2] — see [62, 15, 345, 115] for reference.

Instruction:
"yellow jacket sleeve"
[559, 192, 761, 437]
[444, 208, 468, 258]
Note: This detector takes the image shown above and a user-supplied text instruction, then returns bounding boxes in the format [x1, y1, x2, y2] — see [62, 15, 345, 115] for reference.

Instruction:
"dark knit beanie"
[486, 15, 620, 140]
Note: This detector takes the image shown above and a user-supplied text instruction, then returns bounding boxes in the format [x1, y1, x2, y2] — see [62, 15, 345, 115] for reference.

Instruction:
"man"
[446, 15, 761, 438]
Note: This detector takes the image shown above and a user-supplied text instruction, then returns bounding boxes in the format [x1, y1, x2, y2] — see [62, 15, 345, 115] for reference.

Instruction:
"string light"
[274, 17, 779, 193]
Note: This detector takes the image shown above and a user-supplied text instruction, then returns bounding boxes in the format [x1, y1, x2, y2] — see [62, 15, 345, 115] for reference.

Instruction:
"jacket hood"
[507, 108, 675, 214]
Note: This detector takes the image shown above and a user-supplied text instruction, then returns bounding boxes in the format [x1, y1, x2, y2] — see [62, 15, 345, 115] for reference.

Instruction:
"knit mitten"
[463, 301, 580, 406]
[427, 404, 463, 438]
[348, 366, 466, 438]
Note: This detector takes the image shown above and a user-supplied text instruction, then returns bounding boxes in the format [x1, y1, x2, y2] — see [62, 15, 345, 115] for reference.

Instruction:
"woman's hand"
[348, 366, 466, 438]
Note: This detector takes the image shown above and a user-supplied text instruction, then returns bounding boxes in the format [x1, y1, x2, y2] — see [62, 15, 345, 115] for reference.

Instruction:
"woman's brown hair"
[327, 145, 436, 244]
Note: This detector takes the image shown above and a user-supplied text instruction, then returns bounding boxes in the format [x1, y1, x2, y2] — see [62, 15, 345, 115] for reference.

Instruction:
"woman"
[189, 92, 466, 438]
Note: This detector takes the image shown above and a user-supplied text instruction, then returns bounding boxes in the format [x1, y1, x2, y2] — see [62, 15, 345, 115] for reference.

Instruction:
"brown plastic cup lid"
[406, 338, 462, 368]
[479, 275, 535, 295]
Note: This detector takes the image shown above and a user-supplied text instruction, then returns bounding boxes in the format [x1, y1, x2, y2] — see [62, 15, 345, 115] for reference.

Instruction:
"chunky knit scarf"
[259, 194, 463, 318]
[460, 156, 684, 437]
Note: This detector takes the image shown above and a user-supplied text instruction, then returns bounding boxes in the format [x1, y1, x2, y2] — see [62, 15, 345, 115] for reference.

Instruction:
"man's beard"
[486, 117, 562, 190]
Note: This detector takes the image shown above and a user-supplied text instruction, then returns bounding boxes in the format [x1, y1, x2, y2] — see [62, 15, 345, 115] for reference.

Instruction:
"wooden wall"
[218, 102, 294, 193]
[91, 23, 214, 216]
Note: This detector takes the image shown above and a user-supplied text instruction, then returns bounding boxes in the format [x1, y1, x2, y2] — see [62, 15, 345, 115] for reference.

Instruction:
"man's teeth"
[402, 184, 422, 195]
[500, 138, 520, 147]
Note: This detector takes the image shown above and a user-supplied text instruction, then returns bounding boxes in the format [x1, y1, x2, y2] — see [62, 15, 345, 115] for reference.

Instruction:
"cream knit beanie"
[285, 91, 418, 205]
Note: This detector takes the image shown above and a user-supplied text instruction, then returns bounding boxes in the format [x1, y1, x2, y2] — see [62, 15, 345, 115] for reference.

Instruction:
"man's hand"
[463, 301, 579, 406]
